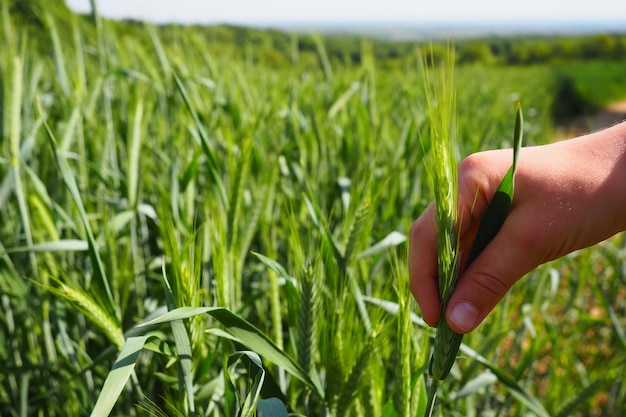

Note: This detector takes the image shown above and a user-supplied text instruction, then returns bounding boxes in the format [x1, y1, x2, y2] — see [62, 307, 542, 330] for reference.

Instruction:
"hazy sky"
[65, 0, 626, 25]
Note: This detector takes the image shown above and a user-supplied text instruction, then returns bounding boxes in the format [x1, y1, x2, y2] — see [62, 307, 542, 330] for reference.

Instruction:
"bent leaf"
[138, 306, 323, 398]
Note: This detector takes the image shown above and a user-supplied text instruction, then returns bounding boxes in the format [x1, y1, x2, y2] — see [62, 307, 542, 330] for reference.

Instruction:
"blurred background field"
[1, 1, 626, 416]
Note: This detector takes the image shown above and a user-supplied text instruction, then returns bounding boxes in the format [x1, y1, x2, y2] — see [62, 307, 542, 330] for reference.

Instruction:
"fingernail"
[449, 302, 479, 332]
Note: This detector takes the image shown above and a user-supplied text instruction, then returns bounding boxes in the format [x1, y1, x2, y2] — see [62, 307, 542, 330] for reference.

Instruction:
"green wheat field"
[2, 1, 626, 416]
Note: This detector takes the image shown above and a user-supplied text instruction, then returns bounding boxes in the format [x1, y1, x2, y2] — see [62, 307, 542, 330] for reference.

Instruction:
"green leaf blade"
[138, 306, 324, 398]
[466, 103, 523, 268]
[90, 335, 151, 417]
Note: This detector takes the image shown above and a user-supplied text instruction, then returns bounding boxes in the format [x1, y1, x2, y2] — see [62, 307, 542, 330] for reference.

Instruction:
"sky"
[64, 0, 626, 26]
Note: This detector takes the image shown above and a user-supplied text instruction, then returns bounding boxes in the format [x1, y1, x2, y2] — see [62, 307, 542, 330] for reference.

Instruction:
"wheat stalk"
[418, 46, 462, 416]
[419, 46, 524, 416]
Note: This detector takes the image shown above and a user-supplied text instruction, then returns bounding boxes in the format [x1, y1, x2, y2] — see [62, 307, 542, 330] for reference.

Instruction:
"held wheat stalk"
[419, 47, 524, 416]
[418, 47, 462, 416]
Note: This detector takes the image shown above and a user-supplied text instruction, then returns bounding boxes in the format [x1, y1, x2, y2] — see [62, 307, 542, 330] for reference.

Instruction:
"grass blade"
[453, 370, 497, 399]
[90, 335, 151, 417]
[227, 351, 265, 417]
[335, 340, 373, 416]
[45, 13, 70, 97]
[356, 231, 407, 259]
[208, 306, 323, 397]
[465, 102, 523, 265]
[0, 240, 88, 253]
[162, 265, 195, 415]
[38, 99, 119, 322]
[458, 343, 549, 417]
[250, 251, 293, 281]
[127, 93, 144, 209]
[173, 73, 227, 206]
[328, 81, 360, 121]
[554, 377, 616, 417]
[138, 306, 324, 398]
[257, 398, 289, 417]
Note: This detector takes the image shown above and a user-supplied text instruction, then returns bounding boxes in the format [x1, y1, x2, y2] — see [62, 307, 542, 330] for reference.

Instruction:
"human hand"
[409, 122, 626, 333]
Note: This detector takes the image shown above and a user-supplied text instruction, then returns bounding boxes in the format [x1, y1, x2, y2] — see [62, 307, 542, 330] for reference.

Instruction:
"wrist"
[579, 122, 626, 235]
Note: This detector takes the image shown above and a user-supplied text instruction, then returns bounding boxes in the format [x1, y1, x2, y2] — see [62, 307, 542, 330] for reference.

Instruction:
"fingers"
[411, 125, 626, 334]
[413, 216, 531, 334]
[438, 151, 513, 332]
[409, 203, 441, 326]
[410, 150, 514, 330]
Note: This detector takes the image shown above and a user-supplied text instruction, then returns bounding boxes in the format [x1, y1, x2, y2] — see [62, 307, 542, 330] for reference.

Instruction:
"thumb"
[444, 221, 538, 334]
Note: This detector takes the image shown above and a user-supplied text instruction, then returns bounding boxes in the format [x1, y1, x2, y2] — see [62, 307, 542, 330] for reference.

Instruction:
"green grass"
[550, 59, 626, 123]
[1, 2, 625, 416]
[553, 60, 626, 111]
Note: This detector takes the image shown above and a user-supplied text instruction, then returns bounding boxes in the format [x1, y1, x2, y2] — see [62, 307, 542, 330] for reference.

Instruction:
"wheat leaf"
[162, 267, 195, 414]
[90, 335, 151, 417]
[257, 398, 289, 417]
[39, 100, 118, 321]
[466, 102, 523, 266]
[228, 351, 265, 417]
[0, 240, 88, 253]
[138, 306, 324, 398]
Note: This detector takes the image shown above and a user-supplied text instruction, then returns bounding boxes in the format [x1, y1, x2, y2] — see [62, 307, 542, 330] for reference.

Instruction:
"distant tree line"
[173, 25, 626, 69]
[456, 34, 626, 65]
[5, 0, 626, 70]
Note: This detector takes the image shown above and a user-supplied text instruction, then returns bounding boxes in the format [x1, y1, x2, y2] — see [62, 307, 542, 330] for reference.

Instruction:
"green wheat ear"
[418, 45, 460, 416]
[420, 44, 524, 415]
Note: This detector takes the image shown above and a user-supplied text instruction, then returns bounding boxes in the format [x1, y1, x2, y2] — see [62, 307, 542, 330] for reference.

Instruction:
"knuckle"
[457, 154, 491, 222]
[469, 269, 511, 300]
[458, 153, 486, 181]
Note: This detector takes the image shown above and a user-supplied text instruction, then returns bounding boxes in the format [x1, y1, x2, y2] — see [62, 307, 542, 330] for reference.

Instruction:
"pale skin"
[410, 121, 626, 334]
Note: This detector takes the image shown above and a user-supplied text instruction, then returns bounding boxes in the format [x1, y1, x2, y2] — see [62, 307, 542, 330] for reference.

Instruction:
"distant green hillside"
[6, 0, 626, 69]
[4, 0, 626, 124]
